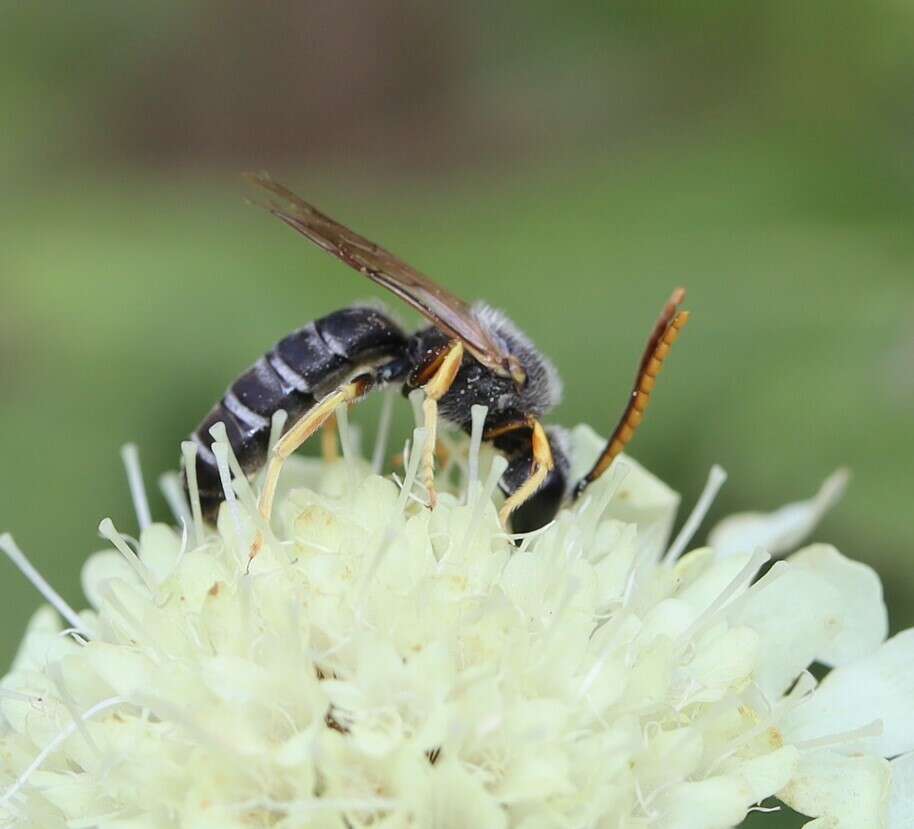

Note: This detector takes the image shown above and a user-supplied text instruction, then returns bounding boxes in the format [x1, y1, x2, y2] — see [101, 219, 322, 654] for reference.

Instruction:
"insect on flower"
[183, 174, 690, 558]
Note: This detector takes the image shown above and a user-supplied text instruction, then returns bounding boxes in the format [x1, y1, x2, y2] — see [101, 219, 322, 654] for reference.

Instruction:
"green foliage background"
[2, 4, 913, 825]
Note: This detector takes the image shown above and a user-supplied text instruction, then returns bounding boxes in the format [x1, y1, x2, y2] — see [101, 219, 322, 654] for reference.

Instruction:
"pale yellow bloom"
[0, 423, 910, 829]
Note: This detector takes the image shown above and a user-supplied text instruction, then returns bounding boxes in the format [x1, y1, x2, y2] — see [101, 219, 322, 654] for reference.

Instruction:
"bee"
[184, 174, 689, 555]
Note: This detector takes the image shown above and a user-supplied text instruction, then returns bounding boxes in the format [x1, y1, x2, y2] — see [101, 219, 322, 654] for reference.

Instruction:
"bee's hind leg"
[418, 340, 464, 509]
[248, 375, 373, 564]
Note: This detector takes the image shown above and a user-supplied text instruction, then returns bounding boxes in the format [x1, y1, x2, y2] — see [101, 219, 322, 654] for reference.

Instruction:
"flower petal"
[708, 468, 848, 558]
[138, 522, 183, 584]
[729, 561, 842, 699]
[778, 748, 889, 828]
[653, 777, 750, 829]
[888, 751, 914, 829]
[650, 754, 800, 829]
[569, 424, 680, 547]
[81, 550, 143, 611]
[419, 759, 508, 829]
[7, 605, 67, 673]
[684, 625, 760, 703]
[729, 745, 799, 804]
[782, 629, 914, 757]
[789, 543, 888, 665]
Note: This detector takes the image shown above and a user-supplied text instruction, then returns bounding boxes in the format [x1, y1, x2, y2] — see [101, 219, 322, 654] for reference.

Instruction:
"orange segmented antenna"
[573, 288, 690, 499]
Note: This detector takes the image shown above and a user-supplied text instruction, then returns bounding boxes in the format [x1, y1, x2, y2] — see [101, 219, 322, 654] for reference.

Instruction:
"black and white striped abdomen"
[185, 307, 408, 520]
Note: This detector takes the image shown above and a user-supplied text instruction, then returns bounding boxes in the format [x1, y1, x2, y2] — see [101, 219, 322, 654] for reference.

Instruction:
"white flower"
[0, 421, 911, 829]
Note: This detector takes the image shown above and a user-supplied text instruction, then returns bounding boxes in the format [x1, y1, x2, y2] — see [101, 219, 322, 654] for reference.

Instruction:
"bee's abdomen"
[186, 307, 407, 521]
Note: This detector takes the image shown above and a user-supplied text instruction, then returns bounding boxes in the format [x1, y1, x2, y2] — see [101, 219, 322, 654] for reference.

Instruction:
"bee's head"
[471, 302, 563, 418]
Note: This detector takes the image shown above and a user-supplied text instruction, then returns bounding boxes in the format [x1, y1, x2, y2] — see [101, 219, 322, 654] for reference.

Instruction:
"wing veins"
[245, 173, 511, 377]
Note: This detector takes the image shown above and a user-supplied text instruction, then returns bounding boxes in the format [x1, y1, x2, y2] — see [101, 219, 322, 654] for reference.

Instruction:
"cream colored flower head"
[1, 423, 912, 829]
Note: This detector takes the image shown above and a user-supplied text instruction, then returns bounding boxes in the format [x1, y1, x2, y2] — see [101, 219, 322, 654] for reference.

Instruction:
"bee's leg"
[249, 375, 373, 563]
[419, 340, 464, 508]
[320, 415, 339, 462]
[498, 420, 554, 527]
[573, 288, 690, 499]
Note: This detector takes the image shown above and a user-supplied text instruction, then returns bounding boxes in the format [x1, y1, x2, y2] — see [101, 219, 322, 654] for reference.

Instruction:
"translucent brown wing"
[246, 172, 520, 381]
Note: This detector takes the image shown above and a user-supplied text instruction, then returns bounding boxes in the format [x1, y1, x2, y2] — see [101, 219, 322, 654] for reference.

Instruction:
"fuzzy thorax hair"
[471, 302, 563, 418]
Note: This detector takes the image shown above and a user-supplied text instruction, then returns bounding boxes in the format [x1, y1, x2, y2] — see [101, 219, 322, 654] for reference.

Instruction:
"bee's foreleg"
[248, 374, 373, 564]
[498, 420, 554, 527]
[418, 340, 464, 509]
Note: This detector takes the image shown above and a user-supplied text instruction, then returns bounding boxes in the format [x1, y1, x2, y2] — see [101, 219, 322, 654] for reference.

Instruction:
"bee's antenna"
[573, 288, 690, 499]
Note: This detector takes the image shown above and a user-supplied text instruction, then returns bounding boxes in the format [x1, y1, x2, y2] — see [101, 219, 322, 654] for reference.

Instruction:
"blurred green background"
[2, 3, 913, 824]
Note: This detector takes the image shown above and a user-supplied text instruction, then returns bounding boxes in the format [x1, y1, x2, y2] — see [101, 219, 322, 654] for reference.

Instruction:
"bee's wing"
[247, 173, 515, 379]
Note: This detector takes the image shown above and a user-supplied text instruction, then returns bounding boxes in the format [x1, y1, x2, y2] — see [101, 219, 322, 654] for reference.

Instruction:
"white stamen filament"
[98, 518, 156, 593]
[58, 627, 90, 646]
[133, 693, 236, 755]
[212, 441, 244, 550]
[227, 796, 398, 815]
[814, 467, 850, 514]
[539, 576, 581, 644]
[507, 518, 555, 554]
[371, 387, 396, 474]
[466, 404, 488, 503]
[0, 533, 92, 637]
[408, 388, 424, 427]
[98, 581, 157, 652]
[663, 464, 727, 565]
[47, 661, 100, 756]
[180, 440, 205, 546]
[0, 696, 125, 807]
[395, 427, 427, 514]
[794, 719, 884, 752]
[336, 403, 355, 468]
[634, 778, 657, 820]
[268, 409, 288, 458]
[453, 454, 508, 560]
[581, 460, 631, 542]
[208, 423, 258, 512]
[679, 548, 770, 646]
[722, 558, 790, 621]
[0, 689, 44, 704]
[120, 443, 152, 532]
[704, 673, 817, 778]
[784, 670, 818, 703]
[174, 518, 190, 570]
[400, 432, 411, 470]
[622, 526, 661, 609]
[159, 470, 192, 529]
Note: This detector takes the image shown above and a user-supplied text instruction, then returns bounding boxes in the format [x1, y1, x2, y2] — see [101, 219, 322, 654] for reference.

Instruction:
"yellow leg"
[498, 420, 554, 527]
[420, 341, 464, 508]
[249, 377, 369, 563]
